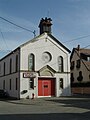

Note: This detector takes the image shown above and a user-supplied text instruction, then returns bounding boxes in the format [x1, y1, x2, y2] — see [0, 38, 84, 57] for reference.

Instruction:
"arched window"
[28, 53, 35, 71]
[58, 56, 63, 72]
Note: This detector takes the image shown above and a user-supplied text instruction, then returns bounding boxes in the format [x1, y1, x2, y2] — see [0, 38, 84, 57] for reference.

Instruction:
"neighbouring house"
[0, 17, 71, 99]
[70, 45, 90, 95]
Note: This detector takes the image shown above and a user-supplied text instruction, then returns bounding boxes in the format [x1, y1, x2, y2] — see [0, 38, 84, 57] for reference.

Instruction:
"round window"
[42, 52, 52, 63]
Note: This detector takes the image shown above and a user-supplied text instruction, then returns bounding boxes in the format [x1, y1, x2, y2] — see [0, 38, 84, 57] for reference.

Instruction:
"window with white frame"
[87, 57, 90, 61]
[59, 78, 63, 89]
[29, 78, 34, 89]
[28, 53, 35, 71]
[58, 56, 63, 72]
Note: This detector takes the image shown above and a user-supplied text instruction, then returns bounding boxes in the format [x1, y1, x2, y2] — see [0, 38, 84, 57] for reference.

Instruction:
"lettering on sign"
[23, 72, 36, 78]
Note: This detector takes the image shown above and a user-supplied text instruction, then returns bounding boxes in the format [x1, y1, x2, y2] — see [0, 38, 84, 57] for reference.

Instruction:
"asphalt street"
[0, 96, 90, 120]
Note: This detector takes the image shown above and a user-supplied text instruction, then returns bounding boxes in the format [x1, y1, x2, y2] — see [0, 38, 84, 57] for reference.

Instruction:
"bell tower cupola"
[39, 17, 52, 35]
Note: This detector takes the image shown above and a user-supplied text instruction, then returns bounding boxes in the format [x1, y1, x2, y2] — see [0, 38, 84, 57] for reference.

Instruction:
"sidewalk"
[3, 95, 90, 105]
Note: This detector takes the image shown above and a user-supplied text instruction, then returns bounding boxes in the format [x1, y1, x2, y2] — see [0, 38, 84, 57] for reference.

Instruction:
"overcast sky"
[0, 0, 90, 58]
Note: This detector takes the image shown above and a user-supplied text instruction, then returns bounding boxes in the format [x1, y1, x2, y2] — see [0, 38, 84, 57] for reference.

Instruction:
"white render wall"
[20, 72, 38, 98]
[20, 33, 70, 72]
[55, 73, 71, 97]
[19, 33, 71, 98]
[0, 73, 20, 98]
[0, 49, 20, 98]
[20, 73, 71, 98]
[0, 33, 71, 99]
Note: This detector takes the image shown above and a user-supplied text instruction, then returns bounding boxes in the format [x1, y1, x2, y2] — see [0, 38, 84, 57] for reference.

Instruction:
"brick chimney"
[77, 45, 80, 51]
[39, 17, 52, 35]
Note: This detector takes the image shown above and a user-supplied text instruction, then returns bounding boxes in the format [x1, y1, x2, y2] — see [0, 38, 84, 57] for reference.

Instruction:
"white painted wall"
[0, 33, 71, 99]
[0, 49, 20, 98]
[55, 73, 71, 97]
[20, 33, 71, 98]
[20, 33, 70, 72]
[20, 72, 38, 99]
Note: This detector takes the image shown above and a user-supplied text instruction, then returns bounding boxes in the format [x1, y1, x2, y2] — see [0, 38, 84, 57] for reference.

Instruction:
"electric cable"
[63, 35, 90, 43]
[0, 16, 36, 37]
[0, 28, 12, 52]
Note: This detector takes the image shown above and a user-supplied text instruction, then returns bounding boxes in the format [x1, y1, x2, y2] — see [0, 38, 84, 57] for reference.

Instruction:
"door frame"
[42, 80, 51, 96]
[38, 77, 56, 97]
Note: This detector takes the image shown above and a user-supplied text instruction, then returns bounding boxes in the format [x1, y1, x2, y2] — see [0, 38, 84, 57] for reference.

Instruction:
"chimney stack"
[39, 17, 52, 35]
[77, 45, 80, 51]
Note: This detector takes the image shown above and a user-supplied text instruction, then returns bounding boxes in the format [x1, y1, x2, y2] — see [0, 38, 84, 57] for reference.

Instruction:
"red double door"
[38, 78, 55, 96]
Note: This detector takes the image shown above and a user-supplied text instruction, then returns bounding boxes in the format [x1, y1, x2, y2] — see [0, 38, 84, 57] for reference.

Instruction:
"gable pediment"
[38, 65, 56, 77]
[20, 33, 70, 53]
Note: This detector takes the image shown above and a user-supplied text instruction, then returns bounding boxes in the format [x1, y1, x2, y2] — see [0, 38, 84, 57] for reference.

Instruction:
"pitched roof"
[20, 33, 71, 53]
[79, 49, 90, 55]
[83, 61, 90, 71]
[0, 32, 70, 61]
[48, 34, 71, 53]
[70, 46, 90, 71]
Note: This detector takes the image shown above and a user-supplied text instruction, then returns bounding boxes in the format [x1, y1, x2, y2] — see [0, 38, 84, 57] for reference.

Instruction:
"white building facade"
[0, 18, 71, 99]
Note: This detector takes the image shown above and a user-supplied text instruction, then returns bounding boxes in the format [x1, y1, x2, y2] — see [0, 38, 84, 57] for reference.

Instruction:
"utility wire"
[0, 16, 90, 42]
[0, 49, 12, 52]
[63, 35, 90, 43]
[0, 28, 10, 51]
[82, 45, 90, 49]
[0, 16, 90, 52]
[0, 16, 36, 37]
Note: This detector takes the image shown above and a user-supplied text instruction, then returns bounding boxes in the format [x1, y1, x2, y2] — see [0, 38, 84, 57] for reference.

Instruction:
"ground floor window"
[59, 78, 63, 89]
[10, 79, 11, 90]
[16, 78, 18, 90]
[3, 80, 5, 89]
[29, 78, 34, 89]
